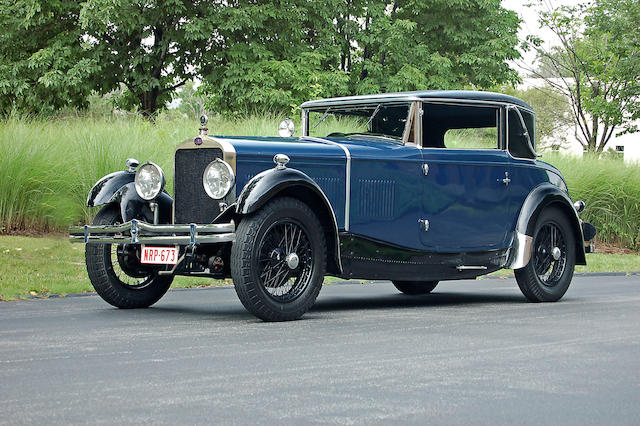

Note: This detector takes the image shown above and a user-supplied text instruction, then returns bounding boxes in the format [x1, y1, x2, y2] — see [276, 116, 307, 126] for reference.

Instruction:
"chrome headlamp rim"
[203, 158, 235, 200]
[134, 162, 165, 201]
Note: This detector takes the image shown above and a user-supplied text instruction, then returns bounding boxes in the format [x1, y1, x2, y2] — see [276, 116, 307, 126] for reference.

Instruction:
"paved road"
[1, 275, 639, 425]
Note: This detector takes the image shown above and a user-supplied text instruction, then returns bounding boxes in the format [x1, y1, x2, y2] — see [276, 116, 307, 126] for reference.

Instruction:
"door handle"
[499, 171, 511, 186]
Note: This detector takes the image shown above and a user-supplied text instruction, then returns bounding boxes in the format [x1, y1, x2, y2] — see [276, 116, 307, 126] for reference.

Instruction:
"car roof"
[301, 90, 533, 112]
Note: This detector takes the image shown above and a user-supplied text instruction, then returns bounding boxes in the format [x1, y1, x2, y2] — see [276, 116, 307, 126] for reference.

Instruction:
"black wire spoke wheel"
[109, 229, 152, 289]
[257, 220, 313, 302]
[515, 207, 576, 303]
[85, 205, 173, 309]
[532, 222, 567, 287]
[231, 197, 326, 322]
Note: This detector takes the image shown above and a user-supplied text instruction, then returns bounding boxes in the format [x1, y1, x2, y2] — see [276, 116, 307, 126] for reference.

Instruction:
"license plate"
[140, 246, 179, 265]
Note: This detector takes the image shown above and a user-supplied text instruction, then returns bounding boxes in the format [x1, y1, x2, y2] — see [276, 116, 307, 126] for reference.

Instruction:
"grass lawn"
[1, 235, 639, 300]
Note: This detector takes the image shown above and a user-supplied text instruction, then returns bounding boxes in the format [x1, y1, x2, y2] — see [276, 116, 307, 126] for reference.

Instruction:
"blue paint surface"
[214, 135, 556, 252]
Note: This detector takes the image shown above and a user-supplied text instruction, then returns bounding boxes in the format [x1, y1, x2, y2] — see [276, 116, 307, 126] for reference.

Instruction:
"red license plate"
[140, 246, 179, 265]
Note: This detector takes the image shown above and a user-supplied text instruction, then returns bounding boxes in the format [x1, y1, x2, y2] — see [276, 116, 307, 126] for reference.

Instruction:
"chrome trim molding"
[456, 265, 488, 271]
[70, 220, 236, 245]
[507, 232, 534, 269]
[301, 136, 351, 231]
[302, 95, 423, 109]
[175, 135, 237, 174]
[173, 135, 238, 223]
[302, 95, 535, 114]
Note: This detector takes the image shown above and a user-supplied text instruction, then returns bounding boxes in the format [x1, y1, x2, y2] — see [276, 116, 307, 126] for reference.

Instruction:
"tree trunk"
[140, 88, 160, 117]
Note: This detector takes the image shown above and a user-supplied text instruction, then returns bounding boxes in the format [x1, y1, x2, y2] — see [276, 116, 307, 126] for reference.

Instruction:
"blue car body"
[75, 90, 594, 287]
[71, 90, 597, 320]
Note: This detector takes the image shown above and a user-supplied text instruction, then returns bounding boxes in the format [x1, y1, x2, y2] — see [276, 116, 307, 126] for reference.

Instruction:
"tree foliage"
[1, 0, 522, 116]
[202, 0, 522, 113]
[523, 0, 640, 153]
[503, 84, 573, 150]
[79, 0, 218, 116]
[0, 1, 100, 114]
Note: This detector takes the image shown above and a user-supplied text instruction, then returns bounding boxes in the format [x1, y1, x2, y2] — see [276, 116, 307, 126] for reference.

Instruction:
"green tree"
[523, 0, 640, 154]
[79, 0, 219, 116]
[347, 0, 521, 94]
[201, 0, 522, 114]
[503, 85, 573, 151]
[200, 0, 349, 114]
[0, 1, 101, 115]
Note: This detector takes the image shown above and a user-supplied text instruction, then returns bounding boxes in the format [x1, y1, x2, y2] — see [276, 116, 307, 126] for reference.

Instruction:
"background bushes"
[1, 116, 638, 249]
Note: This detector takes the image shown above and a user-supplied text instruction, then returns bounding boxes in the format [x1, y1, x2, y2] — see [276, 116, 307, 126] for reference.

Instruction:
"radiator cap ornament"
[199, 114, 208, 136]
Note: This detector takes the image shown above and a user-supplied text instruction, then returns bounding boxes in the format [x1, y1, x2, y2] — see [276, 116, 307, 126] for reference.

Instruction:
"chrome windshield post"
[301, 109, 309, 136]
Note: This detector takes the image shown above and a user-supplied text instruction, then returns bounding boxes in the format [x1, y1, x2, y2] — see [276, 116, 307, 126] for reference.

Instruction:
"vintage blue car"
[70, 90, 596, 321]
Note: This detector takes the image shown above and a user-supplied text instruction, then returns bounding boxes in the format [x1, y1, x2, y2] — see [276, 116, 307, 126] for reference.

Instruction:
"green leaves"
[1, 0, 522, 116]
[526, 0, 640, 153]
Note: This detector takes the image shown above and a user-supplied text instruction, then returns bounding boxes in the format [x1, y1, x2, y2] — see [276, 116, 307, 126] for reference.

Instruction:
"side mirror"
[278, 118, 295, 137]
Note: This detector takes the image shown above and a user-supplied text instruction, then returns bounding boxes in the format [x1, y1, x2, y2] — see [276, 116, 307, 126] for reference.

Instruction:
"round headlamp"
[134, 162, 165, 200]
[203, 159, 235, 200]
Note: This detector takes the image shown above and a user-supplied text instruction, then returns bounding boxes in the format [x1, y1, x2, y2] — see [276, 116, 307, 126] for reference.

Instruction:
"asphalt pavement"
[1, 275, 639, 425]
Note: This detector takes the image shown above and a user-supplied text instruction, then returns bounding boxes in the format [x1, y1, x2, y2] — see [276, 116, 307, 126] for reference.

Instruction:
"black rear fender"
[515, 183, 586, 266]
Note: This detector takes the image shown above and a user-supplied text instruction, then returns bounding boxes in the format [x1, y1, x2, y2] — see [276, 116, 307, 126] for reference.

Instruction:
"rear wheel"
[85, 205, 173, 308]
[231, 197, 326, 321]
[515, 207, 576, 302]
[392, 280, 439, 295]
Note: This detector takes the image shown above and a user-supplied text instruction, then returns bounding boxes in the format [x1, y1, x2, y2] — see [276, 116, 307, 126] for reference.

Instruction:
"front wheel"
[85, 205, 173, 308]
[514, 207, 576, 302]
[230, 197, 326, 321]
[392, 280, 439, 295]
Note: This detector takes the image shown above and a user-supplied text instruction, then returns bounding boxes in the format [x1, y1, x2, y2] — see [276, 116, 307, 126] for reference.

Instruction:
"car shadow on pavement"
[310, 291, 527, 313]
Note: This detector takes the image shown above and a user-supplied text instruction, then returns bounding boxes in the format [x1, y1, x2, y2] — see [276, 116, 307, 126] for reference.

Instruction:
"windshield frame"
[302, 101, 419, 145]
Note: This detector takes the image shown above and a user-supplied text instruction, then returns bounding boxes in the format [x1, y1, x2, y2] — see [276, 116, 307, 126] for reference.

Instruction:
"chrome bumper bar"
[69, 220, 235, 245]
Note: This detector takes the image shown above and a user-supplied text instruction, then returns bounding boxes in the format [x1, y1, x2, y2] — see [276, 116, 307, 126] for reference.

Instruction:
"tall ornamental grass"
[1, 116, 639, 248]
[0, 114, 284, 231]
[545, 153, 640, 249]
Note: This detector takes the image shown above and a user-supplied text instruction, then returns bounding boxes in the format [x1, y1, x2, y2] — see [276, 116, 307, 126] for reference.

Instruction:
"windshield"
[307, 103, 410, 141]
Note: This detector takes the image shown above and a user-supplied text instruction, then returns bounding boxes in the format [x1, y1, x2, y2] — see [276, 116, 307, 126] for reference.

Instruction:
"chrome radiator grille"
[174, 148, 223, 224]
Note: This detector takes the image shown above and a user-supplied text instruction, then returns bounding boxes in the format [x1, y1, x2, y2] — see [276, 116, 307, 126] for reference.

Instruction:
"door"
[420, 149, 513, 250]
[419, 102, 516, 251]
[348, 142, 425, 250]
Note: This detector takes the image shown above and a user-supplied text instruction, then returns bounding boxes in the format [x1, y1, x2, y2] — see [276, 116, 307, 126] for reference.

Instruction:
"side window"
[422, 103, 501, 150]
[508, 108, 535, 159]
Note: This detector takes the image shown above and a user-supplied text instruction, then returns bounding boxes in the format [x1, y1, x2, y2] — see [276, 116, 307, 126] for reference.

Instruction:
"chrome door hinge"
[422, 164, 429, 176]
[418, 219, 429, 231]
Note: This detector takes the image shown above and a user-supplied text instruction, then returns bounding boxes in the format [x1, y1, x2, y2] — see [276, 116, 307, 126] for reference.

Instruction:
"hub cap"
[286, 253, 300, 269]
[534, 223, 567, 287]
[256, 220, 313, 302]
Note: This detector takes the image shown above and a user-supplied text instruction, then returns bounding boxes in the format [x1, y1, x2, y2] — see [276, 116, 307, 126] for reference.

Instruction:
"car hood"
[214, 135, 409, 161]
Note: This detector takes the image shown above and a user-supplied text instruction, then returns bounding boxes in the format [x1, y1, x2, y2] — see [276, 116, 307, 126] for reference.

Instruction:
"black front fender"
[516, 183, 586, 265]
[237, 168, 330, 215]
[87, 171, 173, 223]
[236, 167, 342, 275]
[87, 171, 135, 207]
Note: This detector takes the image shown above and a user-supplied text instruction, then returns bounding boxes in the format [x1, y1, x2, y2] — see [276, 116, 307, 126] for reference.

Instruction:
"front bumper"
[69, 220, 235, 245]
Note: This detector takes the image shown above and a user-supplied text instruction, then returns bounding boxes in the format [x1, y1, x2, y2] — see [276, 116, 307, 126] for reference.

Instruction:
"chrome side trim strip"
[507, 232, 534, 269]
[301, 136, 351, 232]
[456, 265, 488, 271]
